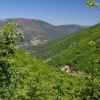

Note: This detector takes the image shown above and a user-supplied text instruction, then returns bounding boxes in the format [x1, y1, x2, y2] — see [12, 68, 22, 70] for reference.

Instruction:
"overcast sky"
[0, 0, 100, 25]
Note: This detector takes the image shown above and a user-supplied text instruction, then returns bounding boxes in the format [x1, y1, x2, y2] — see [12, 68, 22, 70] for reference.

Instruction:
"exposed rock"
[61, 65, 71, 73]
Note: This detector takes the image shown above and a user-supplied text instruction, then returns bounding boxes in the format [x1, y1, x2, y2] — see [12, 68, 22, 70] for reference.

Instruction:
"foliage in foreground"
[0, 49, 81, 100]
[0, 22, 23, 89]
[86, 0, 100, 6]
[1, 49, 100, 100]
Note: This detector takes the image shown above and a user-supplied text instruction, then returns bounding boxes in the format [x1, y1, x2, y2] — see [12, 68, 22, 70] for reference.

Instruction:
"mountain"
[57, 24, 89, 34]
[0, 18, 88, 46]
[33, 23, 100, 73]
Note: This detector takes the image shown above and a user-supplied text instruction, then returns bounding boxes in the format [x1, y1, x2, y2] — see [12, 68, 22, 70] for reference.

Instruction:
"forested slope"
[1, 49, 82, 100]
[0, 22, 83, 100]
[34, 23, 100, 72]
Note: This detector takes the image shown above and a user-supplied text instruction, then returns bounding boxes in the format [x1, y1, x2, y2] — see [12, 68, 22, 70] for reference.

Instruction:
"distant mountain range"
[57, 24, 89, 34]
[0, 18, 89, 45]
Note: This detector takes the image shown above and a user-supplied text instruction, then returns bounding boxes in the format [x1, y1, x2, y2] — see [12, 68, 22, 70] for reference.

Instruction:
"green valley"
[32, 23, 100, 73]
[0, 22, 84, 100]
[0, 20, 100, 100]
[0, 0, 100, 100]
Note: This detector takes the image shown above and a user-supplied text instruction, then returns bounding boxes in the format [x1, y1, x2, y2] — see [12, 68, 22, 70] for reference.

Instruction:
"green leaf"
[86, 0, 100, 6]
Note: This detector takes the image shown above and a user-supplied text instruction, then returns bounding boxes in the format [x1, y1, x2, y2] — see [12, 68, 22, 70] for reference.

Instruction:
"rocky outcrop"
[61, 65, 71, 73]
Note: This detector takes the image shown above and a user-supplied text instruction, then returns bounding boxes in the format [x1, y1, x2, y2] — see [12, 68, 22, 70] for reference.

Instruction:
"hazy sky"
[0, 0, 100, 25]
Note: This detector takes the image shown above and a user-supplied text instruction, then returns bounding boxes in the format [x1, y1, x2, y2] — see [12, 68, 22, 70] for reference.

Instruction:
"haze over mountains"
[57, 24, 89, 34]
[0, 18, 89, 45]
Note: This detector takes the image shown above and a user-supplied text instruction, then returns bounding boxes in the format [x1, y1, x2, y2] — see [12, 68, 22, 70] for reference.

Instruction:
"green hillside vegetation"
[2, 49, 100, 100]
[0, 22, 83, 100]
[34, 23, 100, 73]
[0, 22, 100, 100]
[6, 49, 81, 100]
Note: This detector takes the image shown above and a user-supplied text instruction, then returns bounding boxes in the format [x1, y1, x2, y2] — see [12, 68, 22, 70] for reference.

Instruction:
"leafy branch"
[86, 0, 100, 11]
[86, 0, 100, 6]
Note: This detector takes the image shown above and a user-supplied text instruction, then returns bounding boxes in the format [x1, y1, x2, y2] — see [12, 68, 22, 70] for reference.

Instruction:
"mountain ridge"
[57, 24, 89, 34]
[0, 18, 88, 45]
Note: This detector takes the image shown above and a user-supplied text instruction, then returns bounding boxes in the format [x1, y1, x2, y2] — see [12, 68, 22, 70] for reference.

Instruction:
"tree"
[79, 40, 100, 100]
[0, 22, 24, 99]
[77, 2, 100, 99]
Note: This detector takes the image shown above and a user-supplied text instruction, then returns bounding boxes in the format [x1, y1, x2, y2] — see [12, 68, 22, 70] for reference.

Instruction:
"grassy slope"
[34, 23, 100, 72]
[11, 49, 81, 100]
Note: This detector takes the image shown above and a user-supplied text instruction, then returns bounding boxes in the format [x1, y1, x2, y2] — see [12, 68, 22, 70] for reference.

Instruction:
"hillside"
[0, 18, 87, 46]
[33, 23, 100, 73]
[1, 21, 100, 100]
[1, 49, 82, 100]
[0, 21, 82, 100]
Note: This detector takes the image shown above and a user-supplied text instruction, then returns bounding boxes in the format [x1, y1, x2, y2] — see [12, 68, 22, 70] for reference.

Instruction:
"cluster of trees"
[0, 22, 23, 99]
